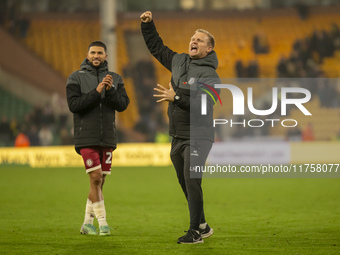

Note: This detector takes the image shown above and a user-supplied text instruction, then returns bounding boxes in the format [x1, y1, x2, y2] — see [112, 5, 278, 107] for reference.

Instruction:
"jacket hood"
[191, 50, 218, 70]
[80, 58, 109, 74]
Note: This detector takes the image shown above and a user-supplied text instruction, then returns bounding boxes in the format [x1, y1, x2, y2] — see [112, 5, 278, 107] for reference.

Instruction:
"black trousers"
[170, 138, 213, 230]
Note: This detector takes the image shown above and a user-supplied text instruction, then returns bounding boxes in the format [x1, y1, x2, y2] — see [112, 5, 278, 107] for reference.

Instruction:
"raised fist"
[140, 11, 152, 23]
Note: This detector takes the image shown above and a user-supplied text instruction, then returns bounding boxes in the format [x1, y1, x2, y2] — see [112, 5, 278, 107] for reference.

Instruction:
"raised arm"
[140, 11, 176, 72]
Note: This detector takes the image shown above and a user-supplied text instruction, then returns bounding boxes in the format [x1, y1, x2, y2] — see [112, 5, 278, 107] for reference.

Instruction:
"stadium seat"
[0, 86, 33, 120]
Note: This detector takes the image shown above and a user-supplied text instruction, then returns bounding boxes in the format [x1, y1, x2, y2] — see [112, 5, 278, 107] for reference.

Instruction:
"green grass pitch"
[0, 165, 339, 255]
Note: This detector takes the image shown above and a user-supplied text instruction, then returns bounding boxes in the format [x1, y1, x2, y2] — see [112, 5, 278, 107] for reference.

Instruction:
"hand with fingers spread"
[153, 82, 176, 103]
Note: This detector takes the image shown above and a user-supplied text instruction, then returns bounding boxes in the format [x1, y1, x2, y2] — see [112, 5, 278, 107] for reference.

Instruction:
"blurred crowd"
[120, 59, 169, 143]
[276, 23, 340, 109]
[0, 98, 72, 147]
[235, 59, 260, 79]
[0, 0, 30, 39]
[276, 23, 340, 79]
[229, 21, 340, 141]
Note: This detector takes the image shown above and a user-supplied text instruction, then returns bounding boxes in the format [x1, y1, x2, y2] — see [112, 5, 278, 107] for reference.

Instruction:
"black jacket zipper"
[97, 69, 103, 144]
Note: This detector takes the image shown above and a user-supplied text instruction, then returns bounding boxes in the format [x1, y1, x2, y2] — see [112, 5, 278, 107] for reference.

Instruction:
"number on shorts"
[105, 152, 112, 164]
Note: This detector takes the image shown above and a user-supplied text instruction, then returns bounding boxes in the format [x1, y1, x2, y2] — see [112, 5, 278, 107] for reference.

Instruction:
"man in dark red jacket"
[66, 41, 129, 236]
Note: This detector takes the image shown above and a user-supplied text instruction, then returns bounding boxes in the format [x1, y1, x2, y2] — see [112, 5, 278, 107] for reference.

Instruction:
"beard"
[88, 59, 105, 69]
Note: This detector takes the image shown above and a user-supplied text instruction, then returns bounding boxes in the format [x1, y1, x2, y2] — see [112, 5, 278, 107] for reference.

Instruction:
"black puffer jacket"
[141, 21, 220, 142]
[66, 59, 129, 154]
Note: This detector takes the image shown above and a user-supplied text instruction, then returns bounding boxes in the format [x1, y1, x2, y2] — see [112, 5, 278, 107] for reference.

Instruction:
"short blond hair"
[195, 29, 215, 49]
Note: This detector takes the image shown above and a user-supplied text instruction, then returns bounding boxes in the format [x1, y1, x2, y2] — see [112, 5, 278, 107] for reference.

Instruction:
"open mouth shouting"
[190, 44, 198, 54]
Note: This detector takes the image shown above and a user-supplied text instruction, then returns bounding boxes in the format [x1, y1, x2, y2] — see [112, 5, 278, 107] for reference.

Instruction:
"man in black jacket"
[66, 41, 129, 236]
[141, 11, 220, 244]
